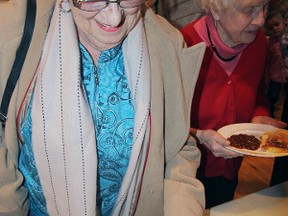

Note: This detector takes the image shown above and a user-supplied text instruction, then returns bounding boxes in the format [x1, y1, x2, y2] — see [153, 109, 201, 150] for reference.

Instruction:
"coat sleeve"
[164, 136, 205, 216]
[0, 1, 30, 214]
[0, 0, 55, 214]
[141, 7, 206, 215]
[0, 129, 29, 216]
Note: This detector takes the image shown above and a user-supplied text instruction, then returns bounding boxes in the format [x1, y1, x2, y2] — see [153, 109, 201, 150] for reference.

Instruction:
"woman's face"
[69, 0, 143, 51]
[265, 14, 285, 38]
[212, 0, 270, 47]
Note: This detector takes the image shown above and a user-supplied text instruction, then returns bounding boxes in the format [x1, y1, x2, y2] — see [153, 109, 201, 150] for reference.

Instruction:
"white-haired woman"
[181, 0, 287, 208]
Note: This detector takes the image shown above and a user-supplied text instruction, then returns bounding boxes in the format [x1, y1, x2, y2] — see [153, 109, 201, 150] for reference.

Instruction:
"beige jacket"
[0, 0, 206, 215]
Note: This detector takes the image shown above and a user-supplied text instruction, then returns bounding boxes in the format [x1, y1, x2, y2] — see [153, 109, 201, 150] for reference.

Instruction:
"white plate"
[218, 123, 288, 157]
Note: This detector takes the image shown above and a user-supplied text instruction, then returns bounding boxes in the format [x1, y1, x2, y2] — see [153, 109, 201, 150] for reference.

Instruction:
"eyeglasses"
[72, 0, 146, 12]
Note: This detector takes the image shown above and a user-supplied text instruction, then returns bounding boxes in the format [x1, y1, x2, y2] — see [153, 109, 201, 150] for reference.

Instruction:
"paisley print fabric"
[81, 43, 135, 216]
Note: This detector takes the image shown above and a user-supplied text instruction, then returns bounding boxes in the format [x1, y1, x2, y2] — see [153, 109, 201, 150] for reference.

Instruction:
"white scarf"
[31, 1, 151, 215]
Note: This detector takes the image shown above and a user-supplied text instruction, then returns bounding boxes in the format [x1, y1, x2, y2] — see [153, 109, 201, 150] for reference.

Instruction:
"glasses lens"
[77, 0, 107, 11]
[120, 0, 146, 9]
[74, 0, 146, 11]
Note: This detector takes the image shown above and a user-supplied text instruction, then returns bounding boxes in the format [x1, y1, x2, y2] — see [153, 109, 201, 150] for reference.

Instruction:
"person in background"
[181, 0, 287, 209]
[270, 11, 288, 187]
[282, 22, 288, 67]
[157, 0, 205, 29]
[268, 0, 288, 24]
[0, 0, 206, 215]
[265, 10, 287, 119]
[278, 0, 288, 25]
[270, 0, 288, 125]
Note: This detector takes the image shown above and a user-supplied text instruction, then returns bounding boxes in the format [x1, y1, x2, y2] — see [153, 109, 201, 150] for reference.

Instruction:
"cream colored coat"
[0, 1, 206, 215]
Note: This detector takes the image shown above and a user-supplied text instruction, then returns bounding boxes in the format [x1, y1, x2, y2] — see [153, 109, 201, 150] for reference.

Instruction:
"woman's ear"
[210, 8, 220, 21]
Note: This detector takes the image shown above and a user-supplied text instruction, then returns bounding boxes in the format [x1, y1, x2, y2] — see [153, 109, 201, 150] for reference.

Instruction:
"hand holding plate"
[196, 129, 243, 159]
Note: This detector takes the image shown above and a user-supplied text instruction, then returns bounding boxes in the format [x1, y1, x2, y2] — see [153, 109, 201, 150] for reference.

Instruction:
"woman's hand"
[251, 116, 287, 129]
[193, 129, 243, 159]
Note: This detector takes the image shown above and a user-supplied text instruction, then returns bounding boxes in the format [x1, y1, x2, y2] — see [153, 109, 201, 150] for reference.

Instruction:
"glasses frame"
[72, 0, 146, 11]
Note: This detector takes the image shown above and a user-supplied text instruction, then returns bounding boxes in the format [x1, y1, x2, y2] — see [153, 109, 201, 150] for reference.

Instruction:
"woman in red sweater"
[181, 0, 287, 209]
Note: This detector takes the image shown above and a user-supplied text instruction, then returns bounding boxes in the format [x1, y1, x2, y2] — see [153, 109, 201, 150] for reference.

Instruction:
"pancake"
[260, 129, 288, 153]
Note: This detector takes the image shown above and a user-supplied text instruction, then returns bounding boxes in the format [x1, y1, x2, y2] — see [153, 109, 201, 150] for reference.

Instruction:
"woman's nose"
[104, 3, 124, 27]
[252, 8, 265, 27]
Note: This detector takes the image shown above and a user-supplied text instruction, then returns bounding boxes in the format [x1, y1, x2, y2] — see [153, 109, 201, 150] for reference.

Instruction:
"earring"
[59, 0, 71, 14]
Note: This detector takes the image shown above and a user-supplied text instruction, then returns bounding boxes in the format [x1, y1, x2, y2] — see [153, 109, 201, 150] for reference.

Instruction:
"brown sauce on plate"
[228, 134, 261, 150]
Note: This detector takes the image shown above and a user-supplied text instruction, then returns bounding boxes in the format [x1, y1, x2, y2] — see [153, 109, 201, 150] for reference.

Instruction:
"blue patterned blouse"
[81, 43, 135, 215]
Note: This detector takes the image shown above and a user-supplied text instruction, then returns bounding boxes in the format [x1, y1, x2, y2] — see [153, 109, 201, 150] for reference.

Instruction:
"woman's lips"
[97, 21, 120, 32]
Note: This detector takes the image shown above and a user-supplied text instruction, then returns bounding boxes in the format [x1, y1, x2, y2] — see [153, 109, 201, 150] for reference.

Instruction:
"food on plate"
[260, 129, 288, 153]
[228, 134, 261, 150]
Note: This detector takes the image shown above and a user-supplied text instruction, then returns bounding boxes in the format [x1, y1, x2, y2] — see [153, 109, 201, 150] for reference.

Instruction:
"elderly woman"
[0, 0, 206, 215]
[181, 0, 287, 209]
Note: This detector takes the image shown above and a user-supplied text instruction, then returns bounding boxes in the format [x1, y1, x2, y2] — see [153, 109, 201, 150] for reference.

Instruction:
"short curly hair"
[201, 0, 232, 12]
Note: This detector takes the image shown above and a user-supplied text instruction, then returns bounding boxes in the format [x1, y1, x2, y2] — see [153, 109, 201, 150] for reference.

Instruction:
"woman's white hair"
[201, 0, 233, 12]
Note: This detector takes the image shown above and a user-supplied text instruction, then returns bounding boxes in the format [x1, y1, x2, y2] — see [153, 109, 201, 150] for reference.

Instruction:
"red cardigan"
[181, 19, 270, 180]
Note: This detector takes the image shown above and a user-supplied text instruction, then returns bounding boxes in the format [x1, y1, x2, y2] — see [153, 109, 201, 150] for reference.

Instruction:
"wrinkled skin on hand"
[195, 129, 242, 159]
